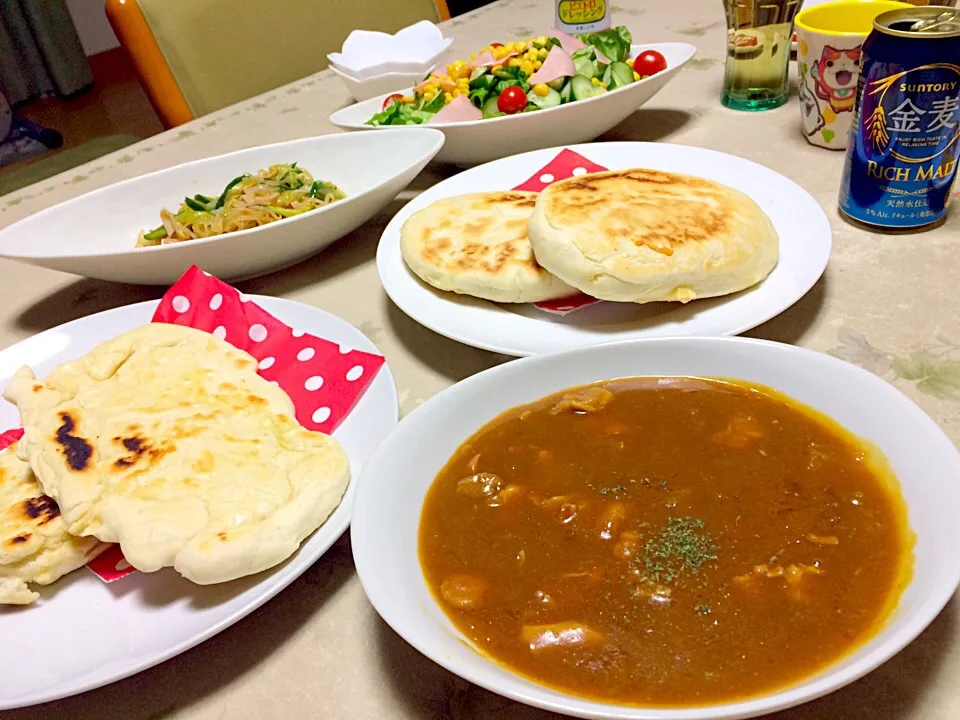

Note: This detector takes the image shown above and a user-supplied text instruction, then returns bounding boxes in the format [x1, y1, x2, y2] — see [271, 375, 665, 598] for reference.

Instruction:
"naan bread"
[4, 323, 350, 585]
[400, 191, 576, 303]
[528, 169, 779, 304]
[0, 446, 107, 604]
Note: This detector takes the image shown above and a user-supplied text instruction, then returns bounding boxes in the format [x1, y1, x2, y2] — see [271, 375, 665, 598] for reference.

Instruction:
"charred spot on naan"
[4, 532, 31, 547]
[55, 412, 93, 472]
[471, 192, 536, 210]
[111, 433, 174, 471]
[21, 495, 60, 524]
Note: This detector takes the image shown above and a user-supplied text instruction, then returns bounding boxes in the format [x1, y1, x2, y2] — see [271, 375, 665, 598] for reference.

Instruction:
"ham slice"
[552, 30, 585, 54]
[468, 50, 518, 69]
[552, 29, 611, 64]
[429, 94, 482, 124]
[527, 45, 575, 85]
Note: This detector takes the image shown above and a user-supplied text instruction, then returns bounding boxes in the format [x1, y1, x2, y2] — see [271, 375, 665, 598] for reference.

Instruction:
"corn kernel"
[424, 90, 436, 101]
[521, 61, 534, 76]
[401, 95, 415, 103]
[533, 83, 550, 97]
[539, 47, 549, 59]
[444, 92, 453, 103]
[633, 70, 641, 81]
[591, 77, 601, 86]
[534, 60, 542, 70]
[508, 57, 521, 67]
[535, 35, 547, 46]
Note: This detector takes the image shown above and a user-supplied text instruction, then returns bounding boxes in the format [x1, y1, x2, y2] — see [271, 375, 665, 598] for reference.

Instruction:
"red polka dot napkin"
[0, 428, 23, 450]
[152, 265, 385, 434]
[513, 149, 607, 316]
[2, 266, 385, 584]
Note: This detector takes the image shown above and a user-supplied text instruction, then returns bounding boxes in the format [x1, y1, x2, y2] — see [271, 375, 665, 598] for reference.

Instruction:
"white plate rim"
[0, 295, 399, 710]
[376, 141, 832, 356]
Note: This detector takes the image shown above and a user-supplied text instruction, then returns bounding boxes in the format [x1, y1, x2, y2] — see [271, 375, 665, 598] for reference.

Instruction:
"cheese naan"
[400, 192, 575, 303]
[528, 169, 779, 304]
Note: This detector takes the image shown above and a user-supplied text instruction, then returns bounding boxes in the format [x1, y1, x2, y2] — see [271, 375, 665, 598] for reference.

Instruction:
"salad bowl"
[329, 42, 696, 166]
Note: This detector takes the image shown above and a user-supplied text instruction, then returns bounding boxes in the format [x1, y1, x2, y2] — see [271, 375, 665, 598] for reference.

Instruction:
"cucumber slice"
[559, 81, 573, 103]
[526, 87, 561, 109]
[469, 72, 496, 91]
[602, 64, 613, 86]
[482, 94, 502, 118]
[570, 75, 607, 100]
[574, 56, 597, 79]
[421, 92, 445, 113]
[608, 61, 635, 89]
[546, 77, 566, 91]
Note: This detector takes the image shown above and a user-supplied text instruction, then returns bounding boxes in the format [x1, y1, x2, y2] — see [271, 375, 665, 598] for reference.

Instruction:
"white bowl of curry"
[351, 337, 960, 718]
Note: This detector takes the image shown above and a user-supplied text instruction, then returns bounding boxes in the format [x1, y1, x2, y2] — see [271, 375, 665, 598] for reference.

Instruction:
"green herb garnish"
[598, 484, 626, 495]
[635, 516, 719, 585]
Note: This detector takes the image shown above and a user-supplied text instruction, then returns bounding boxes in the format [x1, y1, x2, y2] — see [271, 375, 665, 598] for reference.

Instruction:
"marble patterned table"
[1, 0, 958, 718]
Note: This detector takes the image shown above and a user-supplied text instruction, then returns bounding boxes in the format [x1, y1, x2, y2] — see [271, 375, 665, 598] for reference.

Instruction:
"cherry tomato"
[497, 85, 527, 114]
[632, 50, 667, 78]
[382, 93, 404, 110]
[490, 42, 504, 48]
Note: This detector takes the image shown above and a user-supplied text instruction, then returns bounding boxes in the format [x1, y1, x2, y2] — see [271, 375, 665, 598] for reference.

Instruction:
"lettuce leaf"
[366, 102, 435, 126]
[576, 25, 633, 64]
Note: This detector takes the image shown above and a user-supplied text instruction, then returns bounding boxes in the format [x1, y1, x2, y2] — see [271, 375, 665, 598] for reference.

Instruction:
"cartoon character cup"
[795, 0, 912, 148]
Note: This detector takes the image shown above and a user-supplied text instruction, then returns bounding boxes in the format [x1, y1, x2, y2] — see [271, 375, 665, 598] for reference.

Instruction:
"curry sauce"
[419, 378, 914, 706]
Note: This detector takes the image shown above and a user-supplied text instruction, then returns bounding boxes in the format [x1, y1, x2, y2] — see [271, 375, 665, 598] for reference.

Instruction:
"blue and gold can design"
[839, 7, 960, 230]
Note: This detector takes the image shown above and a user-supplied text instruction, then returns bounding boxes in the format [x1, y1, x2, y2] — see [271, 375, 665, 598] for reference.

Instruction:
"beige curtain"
[0, 0, 93, 106]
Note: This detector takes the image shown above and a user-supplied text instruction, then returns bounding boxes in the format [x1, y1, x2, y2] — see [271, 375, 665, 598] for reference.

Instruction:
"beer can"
[838, 7, 960, 230]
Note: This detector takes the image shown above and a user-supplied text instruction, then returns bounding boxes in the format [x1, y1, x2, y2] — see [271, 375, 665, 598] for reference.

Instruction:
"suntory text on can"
[839, 7, 960, 230]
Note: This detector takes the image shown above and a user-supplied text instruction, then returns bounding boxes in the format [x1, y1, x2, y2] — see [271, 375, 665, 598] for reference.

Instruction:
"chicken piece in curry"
[419, 377, 913, 706]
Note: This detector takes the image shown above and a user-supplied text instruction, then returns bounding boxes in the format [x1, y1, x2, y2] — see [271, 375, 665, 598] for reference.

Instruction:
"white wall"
[64, 0, 120, 56]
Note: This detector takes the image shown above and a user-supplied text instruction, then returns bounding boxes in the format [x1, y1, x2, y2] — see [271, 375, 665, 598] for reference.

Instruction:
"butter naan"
[400, 191, 575, 303]
[528, 169, 779, 304]
[0, 445, 107, 604]
[4, 323, 350, 585]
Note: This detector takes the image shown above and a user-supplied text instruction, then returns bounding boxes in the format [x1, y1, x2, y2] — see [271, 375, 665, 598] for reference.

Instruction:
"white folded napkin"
[328, 21, 452, 78]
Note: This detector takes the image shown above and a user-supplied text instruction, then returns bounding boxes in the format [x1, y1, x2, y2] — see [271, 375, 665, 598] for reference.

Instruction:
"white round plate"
[0, 129, 444, 285]
[351, 336, 960, 720]
[330, 43, 696, 166]
[378, 142, 831, 357]
[0, 296, 398, 710]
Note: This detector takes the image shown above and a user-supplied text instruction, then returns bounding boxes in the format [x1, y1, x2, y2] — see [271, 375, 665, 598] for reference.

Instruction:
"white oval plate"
[378, 142, 831, 357]
[0, 129, 445, 285]
[0, 296, 398, 710]
[330, 43, 696, 166]
[351, 336, 960, 719]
